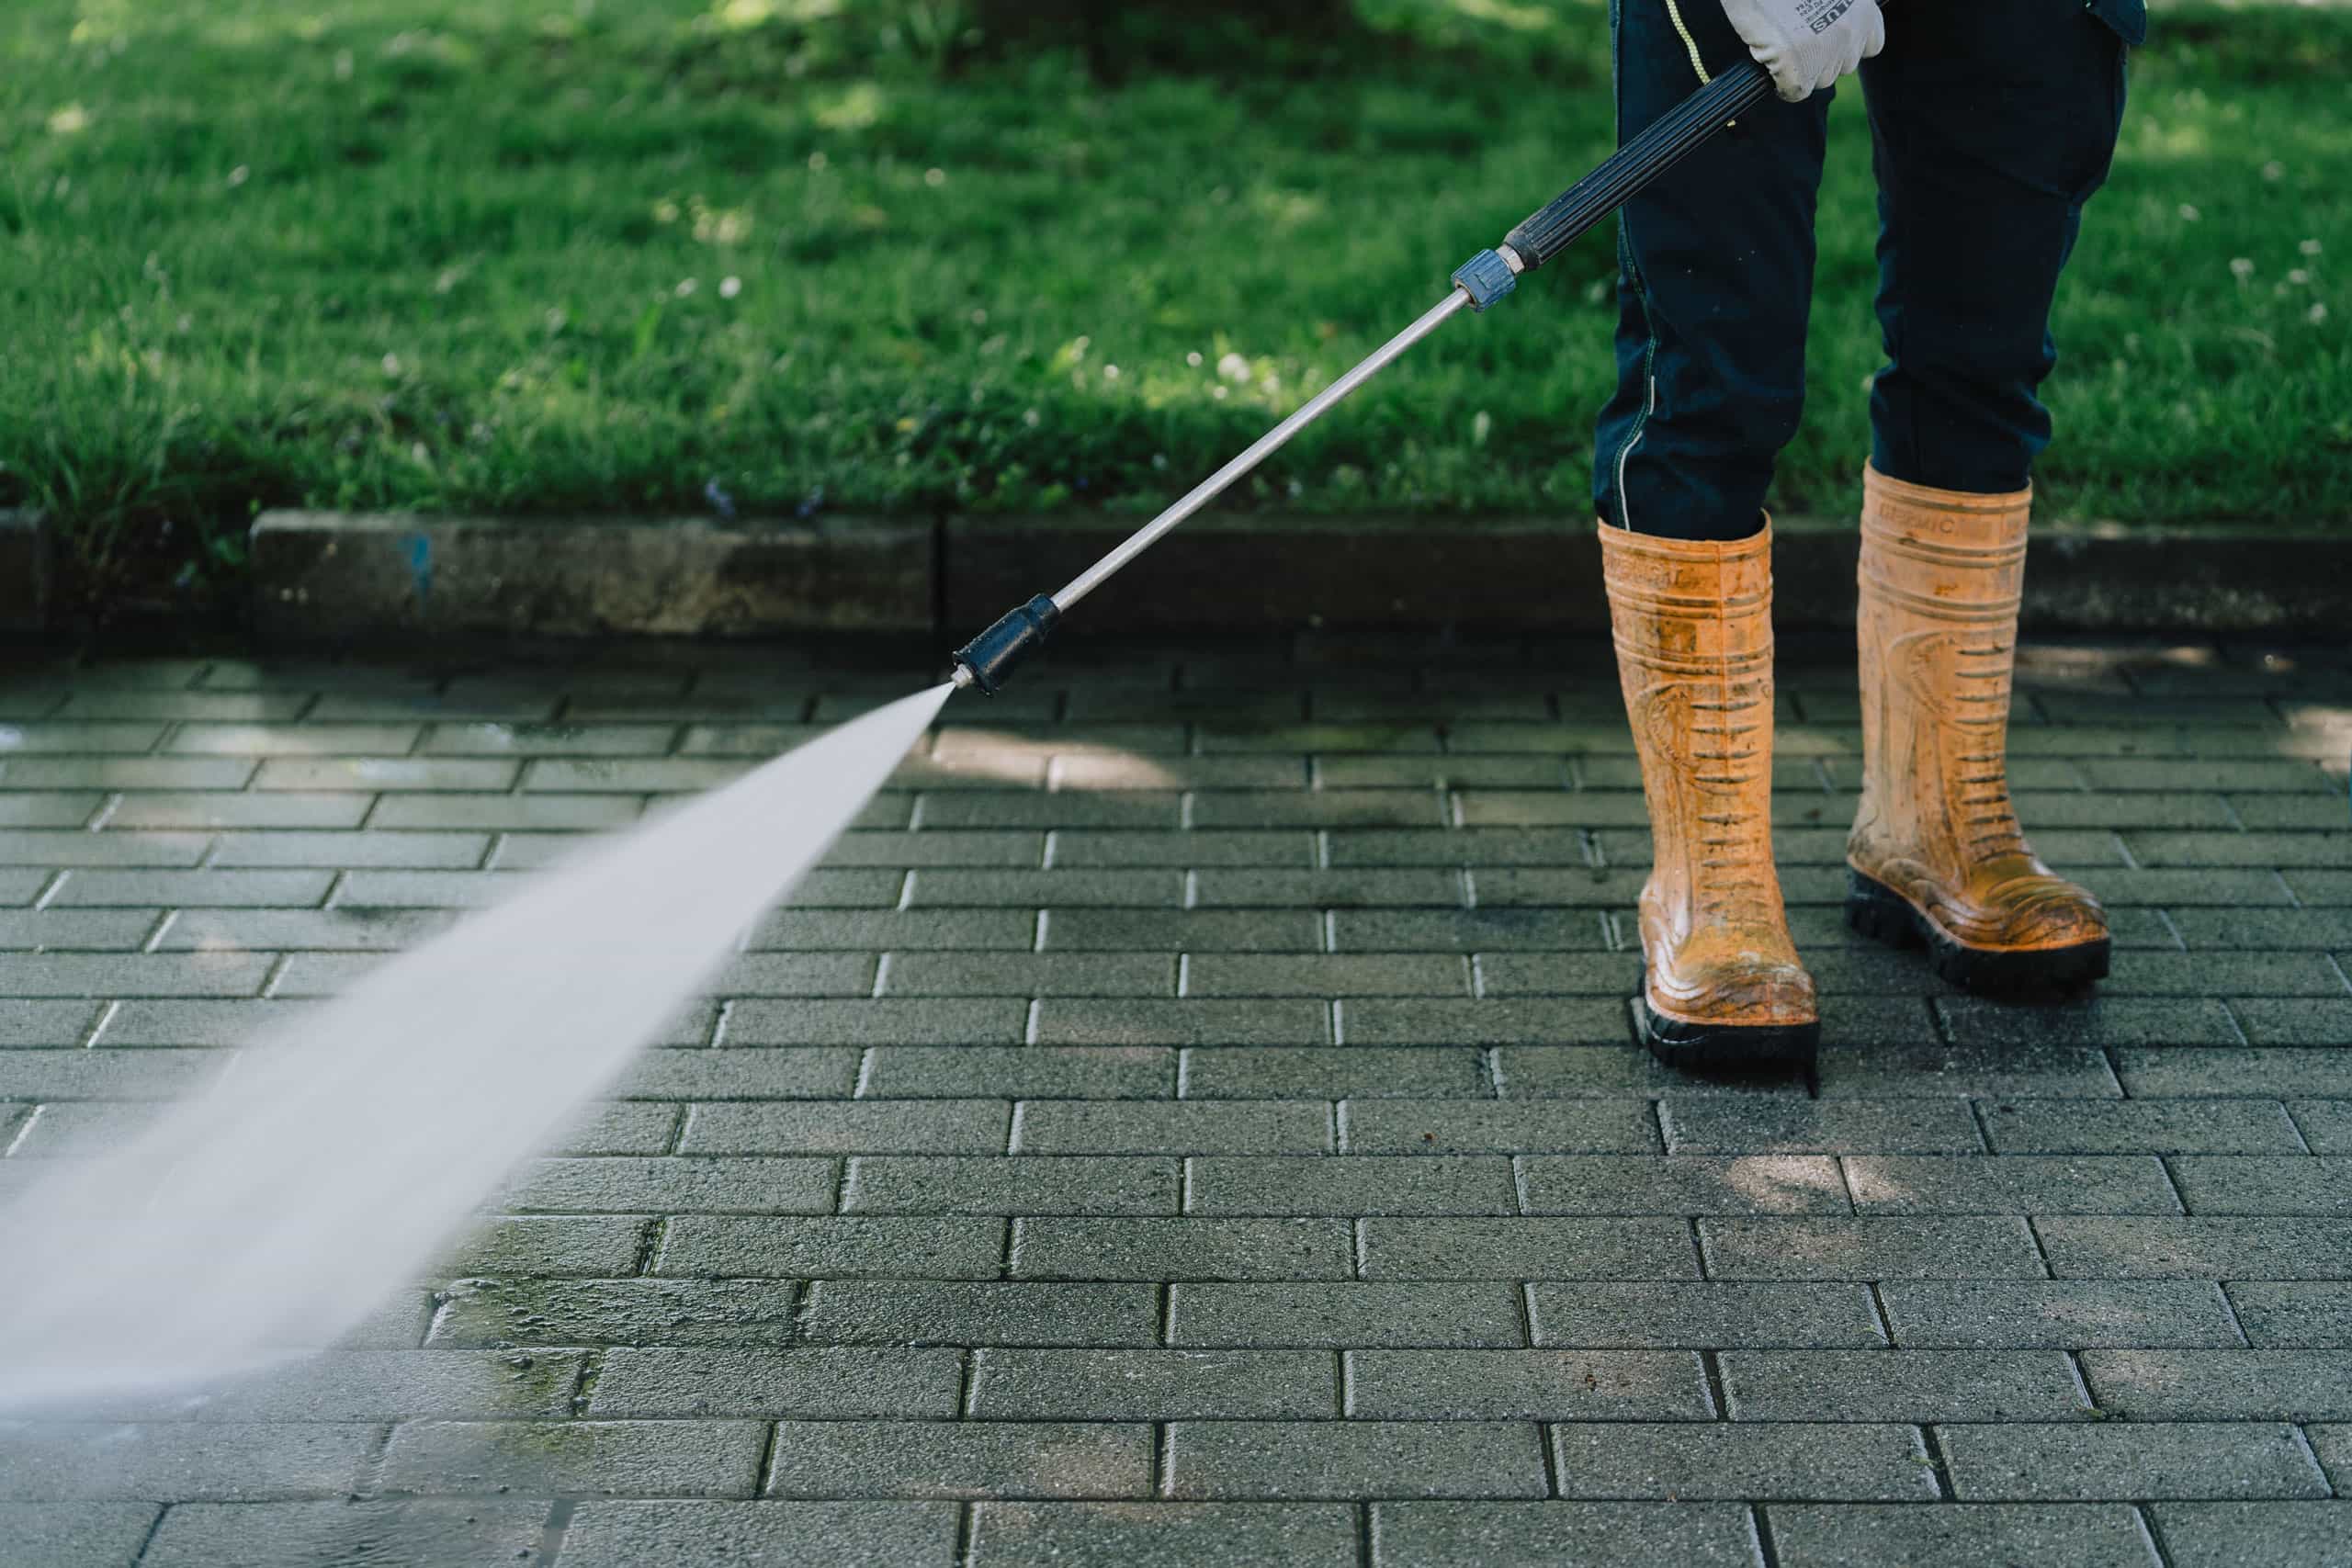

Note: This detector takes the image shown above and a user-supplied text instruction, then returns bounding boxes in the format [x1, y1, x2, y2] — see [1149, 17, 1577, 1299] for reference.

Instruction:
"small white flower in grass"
[924, 167, 946, 187]
[1216, 352, 1250, 382]
[719, 276, 741, 299]
[2262, 161, 2286, 182]
[47, 105, 89, 135]
[968, 308, 987, 325]
[227, 165, 250, 187]
[675, 277, 697, 297]
[2312, 303, 2331, 326]
[334, 50, 354, 80]
[2177, 204, 2200, 222]
[2230, 257, 2255, 281]
[1212, 386, 1228, 400]
[2289, 269, 2311, 287]
[2302, 239, 2324, 257]
[1471, 411, 1492, 447]
[1022, 409, 1040, 427]
[1102, 365, 1120, 381]
[382, 354, 401, 376]
[1185, 351, 1203, 367]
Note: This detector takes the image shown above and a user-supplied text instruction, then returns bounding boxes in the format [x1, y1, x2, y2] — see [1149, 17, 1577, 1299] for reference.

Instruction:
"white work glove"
[1716, 0, 1885, 102]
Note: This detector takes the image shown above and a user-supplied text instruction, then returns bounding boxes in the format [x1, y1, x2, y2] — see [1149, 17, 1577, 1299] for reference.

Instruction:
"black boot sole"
[1635, 991, 1818, 1077]
[1846, 868, 2109, 992]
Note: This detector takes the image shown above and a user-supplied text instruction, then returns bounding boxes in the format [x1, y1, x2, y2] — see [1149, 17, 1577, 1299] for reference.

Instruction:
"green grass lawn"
[3, 0, 2346, 613]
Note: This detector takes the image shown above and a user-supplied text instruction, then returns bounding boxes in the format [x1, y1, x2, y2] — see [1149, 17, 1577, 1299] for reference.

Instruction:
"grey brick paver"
[798, 1281, 1160, 1347]
[767, 1421, 1152, 1500]
[1170, 1283, 1526, 1348]
[1719, 1349, 2087, 1421]
[562, 1501, 958, 1568]
[1165, 1420, 1547, 1500]
[966, 1348, 1336, 1420]
[381, 1419, 768, 1498]
[2225, 1282, 2352, 1348]
[1937, 1422, 2331, 1501]
[587, 1348, 962, 1417]
[1528, 1281, 1885, 1348]
[680, 1100, 1010, 1155]
[2080, 1350, 2352, 1420]
[1370, 1502, 1759, 1567]
[0, 1424, 380, 1502]
[1662, 1098, 1983, 1154]
[1764, 1504, 2159, 1568]
[1012, 1100, 1329, 1154]
[2149, 1502, 2352, 1568]
[1880, 1280, 2245, 1348]
[1185, 1156, 1517, 1214]
[1980, 1100, 2308, 1154]
[1550, 1422, 1938, 1501]
[141, 1500, 554, 1568]
[1360, 1217, 1701, 1280]
[2037, 1217, 2352, 1279]
[2167, 1156, 2352, 1215]
[844, 1156, 1178, 1215]
[1844, 1155, 2181, 1214]
[857, 1046, 1175, 1100]
[1505, 1152, 1853, 1213]
[1340, 1099, 1659, 1155]
[1345, 1348, 1711, 1420]
[1699, 1217, 2046, 1280]
[972, 1502, 1357, 1568]
[657, 1216, 1005, 1279]
[426, 1279, 801, 1348]
[1182, 1046, 1484, 1100]
[501, 1156, 839, 1214]
[1012, 1217, 1352, 1280]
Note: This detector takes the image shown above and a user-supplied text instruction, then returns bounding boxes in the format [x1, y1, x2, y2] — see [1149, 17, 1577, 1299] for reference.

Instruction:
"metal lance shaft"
[950, 51, 1785, 694]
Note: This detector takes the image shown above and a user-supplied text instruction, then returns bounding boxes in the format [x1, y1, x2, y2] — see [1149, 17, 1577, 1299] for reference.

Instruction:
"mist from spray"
[0, 682, 955, 1411]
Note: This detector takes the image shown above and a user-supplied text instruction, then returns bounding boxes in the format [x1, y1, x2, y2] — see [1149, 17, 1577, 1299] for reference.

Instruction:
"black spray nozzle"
[951, 592, 1061, 695]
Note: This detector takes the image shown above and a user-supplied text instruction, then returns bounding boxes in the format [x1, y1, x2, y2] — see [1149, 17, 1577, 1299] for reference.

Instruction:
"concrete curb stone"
[235, 509, 2352, 641]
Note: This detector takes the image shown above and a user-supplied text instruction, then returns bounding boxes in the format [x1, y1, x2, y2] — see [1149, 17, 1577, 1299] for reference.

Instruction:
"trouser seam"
[1607, 0, 1663, 535]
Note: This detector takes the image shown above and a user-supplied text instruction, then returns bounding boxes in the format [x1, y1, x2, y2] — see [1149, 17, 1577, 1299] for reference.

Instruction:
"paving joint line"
[1749, 1502, 1785, 1568]
[1864, 1281, 1898, 1348]
[126, 1500, 171, 1565]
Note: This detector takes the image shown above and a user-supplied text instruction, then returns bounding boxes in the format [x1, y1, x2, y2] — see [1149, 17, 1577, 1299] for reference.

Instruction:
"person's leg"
[1593, 0, 1829, 541]
[1844, 4, 2132, 991]
[1592, 0, 1830, 1072]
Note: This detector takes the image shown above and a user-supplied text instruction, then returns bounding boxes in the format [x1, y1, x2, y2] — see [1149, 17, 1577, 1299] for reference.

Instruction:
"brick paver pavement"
[1, 635, 2348, 1567]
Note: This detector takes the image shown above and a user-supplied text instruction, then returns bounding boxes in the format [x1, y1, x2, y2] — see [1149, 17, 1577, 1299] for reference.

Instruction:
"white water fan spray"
[0, 682, 954, 1409]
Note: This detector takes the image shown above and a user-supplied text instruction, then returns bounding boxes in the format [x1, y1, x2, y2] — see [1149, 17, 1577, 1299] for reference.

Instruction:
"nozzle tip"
[950, 664, 977, 691]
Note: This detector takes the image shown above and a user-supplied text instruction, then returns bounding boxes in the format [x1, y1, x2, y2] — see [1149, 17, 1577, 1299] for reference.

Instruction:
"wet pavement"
[1, 633, 2347, 1566]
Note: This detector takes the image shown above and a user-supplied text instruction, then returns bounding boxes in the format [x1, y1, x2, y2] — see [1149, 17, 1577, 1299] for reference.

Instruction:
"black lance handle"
[1503, 61, 1778, 273]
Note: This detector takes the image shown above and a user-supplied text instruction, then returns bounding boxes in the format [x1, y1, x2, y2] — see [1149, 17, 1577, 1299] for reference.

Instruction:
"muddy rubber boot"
[1847, 464, 2110, 991]
[1600, 520, 1818, 1074]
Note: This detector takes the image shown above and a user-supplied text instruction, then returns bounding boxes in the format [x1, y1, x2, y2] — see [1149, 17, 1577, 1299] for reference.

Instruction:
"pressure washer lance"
[949, 53, 1785, 695]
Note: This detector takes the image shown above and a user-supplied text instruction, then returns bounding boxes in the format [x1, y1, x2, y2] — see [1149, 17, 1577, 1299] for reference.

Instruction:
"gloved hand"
[1715, 0, 1885, 102]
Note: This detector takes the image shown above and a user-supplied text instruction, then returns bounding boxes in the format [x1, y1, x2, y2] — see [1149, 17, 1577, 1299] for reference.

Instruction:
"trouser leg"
[1592, 0, 1829, 542]
[1860, 0, 2131, 491]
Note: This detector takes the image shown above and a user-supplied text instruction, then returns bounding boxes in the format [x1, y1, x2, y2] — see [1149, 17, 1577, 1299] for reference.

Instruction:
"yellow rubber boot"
[1600, 520, 1818, 1072]
[1847, 463, 2110, 990]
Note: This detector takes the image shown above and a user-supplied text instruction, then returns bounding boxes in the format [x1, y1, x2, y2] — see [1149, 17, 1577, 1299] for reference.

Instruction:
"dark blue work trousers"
[1595, 0, 2143, 539]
